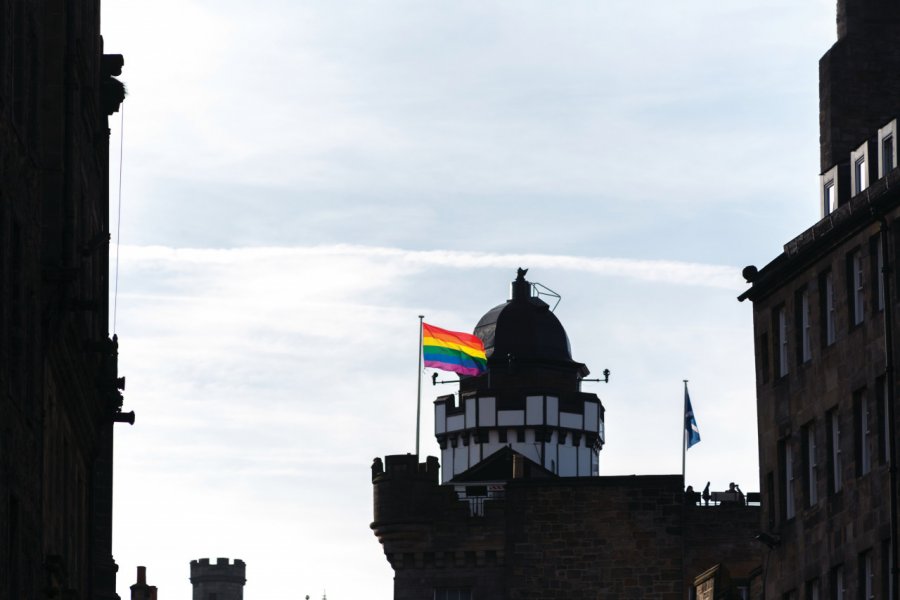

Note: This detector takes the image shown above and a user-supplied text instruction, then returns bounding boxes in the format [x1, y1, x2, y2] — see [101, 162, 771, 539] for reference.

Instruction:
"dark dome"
[473, 270, 573, 364]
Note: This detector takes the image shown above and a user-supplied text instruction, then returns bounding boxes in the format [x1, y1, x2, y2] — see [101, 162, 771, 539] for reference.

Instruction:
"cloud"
[118, 243, 743, 290]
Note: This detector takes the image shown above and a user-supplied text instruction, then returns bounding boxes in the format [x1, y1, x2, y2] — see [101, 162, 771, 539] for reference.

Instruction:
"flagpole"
[416, 315, 424, 458]
[682, 380, 688, 484]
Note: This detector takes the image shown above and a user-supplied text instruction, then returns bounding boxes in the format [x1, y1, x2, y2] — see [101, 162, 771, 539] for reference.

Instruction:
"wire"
[113, 100, 124, 334]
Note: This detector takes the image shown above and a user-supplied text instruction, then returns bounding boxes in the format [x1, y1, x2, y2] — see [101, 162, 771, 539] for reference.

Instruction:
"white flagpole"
[416, 315, 424, 458]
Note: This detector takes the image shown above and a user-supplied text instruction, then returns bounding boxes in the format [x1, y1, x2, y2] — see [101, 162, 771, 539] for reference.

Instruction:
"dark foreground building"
[0, 2, 128, 599]
[372, 271, 760, 599]
[739, 0, 900, 599]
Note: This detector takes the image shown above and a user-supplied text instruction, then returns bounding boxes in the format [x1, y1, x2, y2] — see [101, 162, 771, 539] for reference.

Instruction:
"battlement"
[189, 557, 246, 585]
[371, 454, 439, 483]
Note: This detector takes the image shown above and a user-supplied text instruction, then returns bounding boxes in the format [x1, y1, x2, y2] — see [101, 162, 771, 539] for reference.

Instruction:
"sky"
[102, 1, 834, 598]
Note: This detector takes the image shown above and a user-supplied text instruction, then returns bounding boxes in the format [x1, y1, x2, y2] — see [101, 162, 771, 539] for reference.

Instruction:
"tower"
[819, 0, 900, 215]
[0, 3, 127, 600]
[190, 558, 246, 600]
[434, 269, 605, 483]
[372, 269, 760, 599]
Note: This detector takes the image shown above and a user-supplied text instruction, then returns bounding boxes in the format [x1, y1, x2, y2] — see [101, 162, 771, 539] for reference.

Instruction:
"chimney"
[130, 566, 157, 600]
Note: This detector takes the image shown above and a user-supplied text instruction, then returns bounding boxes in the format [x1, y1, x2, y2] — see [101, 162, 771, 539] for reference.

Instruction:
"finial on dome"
[512, 268, 531, 301]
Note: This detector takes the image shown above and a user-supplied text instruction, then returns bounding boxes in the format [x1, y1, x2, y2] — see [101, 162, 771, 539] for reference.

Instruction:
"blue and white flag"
[684, 385, 701, 449]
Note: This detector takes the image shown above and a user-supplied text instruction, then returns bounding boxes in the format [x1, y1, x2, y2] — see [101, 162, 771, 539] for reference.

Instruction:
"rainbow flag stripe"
[423, 322, 487, 377]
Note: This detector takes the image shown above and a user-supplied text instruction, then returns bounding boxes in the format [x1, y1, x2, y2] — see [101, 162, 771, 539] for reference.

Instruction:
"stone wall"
[0, 3, 126, 599]
[505, 476, 685, 600]
[373, 458, 761, 599]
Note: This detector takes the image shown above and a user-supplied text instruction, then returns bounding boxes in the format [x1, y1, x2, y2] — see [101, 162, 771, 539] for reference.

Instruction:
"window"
[860, 551, 874, 600]
[883, 135, 895, 177]
[848, 249, 865, 326]
[824, 180, 837, 215]
[821, 165, 840, 217]
[879, 376, 890, 464]
[872, 234, 885, 312]
[775, 306, 789, 377]
[856, 389, 871, 476]
[796, 288, 811, 363]
[821, 271, 836, 346]
[855, 156, 868, 194]
[435, 588, 472, 600]
[879, 119, 897, 177]
[803, 422, 818, 506]
[783, 438, 795, 519]
[806, 578, 821, 600]
[852, 141, 870, 196]
[831, 565, 845, 600]
[882, 539, 893, 599]
[829, 409, 843, 493]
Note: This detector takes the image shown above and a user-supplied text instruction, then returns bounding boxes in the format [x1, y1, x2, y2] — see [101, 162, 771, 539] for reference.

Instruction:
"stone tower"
[189, 558, 246, 600]
[819, 0, 900, 215]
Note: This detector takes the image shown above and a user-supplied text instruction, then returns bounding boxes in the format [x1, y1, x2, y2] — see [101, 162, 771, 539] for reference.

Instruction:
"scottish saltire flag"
[684, 385, 701, 449]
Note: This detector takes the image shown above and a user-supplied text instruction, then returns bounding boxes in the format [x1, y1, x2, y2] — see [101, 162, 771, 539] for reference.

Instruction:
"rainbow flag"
[422, 322, 487, 377]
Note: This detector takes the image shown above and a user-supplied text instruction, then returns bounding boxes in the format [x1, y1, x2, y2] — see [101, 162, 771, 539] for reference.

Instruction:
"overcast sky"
[102, 1, 834, 598]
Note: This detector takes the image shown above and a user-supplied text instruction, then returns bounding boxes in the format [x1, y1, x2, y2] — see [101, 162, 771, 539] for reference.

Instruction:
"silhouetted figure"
[685, 485, 700, 505]
[702, 481, 711, 506]
[371, 457, 384, 480]
[729, 482, 745, 504]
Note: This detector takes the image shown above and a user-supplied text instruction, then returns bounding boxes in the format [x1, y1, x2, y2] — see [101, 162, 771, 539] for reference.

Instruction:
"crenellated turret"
[435, 270, 605, 483]
[190, 558, 246, 600]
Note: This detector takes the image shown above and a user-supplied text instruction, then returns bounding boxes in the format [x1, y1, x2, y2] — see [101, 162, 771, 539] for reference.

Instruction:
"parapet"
[372, 454, 439, 483]
[190, 558, 247, 584]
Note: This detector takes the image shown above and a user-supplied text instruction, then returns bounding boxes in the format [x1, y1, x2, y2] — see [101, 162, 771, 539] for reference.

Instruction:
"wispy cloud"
[119, 243, 743, 289]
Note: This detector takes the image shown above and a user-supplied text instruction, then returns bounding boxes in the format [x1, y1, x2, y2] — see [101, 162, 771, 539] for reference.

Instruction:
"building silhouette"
[739, 0, 900, 598]
[130, 567, 158, 600]
[372, 270, 760, 599]
[0, 1, 128, 599]
[190, 558, 247, 600]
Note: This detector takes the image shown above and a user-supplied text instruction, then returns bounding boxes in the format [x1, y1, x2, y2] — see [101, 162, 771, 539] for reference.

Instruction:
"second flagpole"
[681, 380, 688, 483]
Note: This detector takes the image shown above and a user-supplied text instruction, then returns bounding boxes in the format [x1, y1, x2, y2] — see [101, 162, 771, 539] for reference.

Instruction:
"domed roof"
[473, 269, 573, 364]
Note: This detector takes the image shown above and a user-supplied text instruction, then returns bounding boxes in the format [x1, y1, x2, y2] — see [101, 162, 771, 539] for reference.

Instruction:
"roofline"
[738, 169, 900, 304]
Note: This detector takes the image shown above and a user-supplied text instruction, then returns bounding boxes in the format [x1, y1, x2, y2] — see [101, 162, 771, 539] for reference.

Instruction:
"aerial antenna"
[531, 281, 561, 312]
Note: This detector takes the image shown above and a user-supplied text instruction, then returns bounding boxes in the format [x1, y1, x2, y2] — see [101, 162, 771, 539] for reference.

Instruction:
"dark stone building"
[130, 567, 158, 600]
[372, 272, 760, 599]
[0, 2, 128, 599]
[190, 558, 246, 600]
[739, 0, 900, 598]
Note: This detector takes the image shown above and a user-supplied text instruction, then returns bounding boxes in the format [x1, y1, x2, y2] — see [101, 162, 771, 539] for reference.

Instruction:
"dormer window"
[855, 157, 867, 193]
[821, 165, 840, 217]
[879, 119, 897, 178]
[851, 141, 870, 195]
[824, 180, 836, 214]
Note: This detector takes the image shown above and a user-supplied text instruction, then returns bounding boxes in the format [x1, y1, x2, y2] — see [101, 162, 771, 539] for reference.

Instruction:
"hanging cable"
[113, 100, 125, 334]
